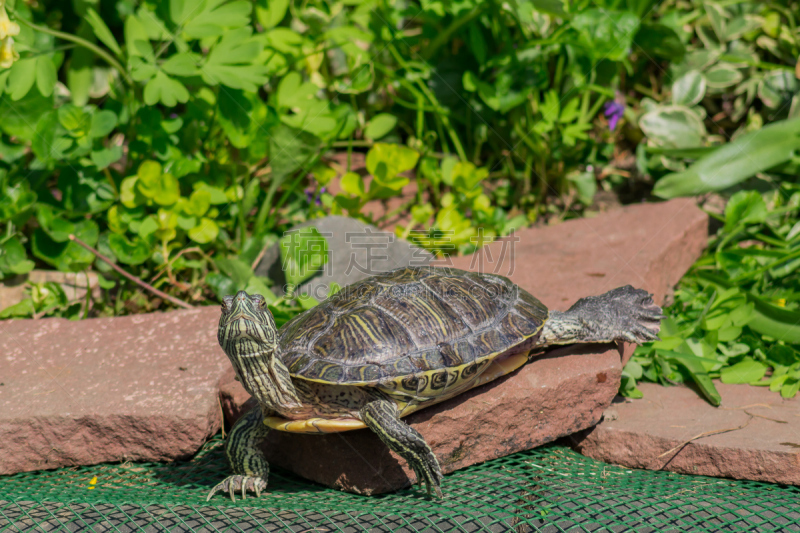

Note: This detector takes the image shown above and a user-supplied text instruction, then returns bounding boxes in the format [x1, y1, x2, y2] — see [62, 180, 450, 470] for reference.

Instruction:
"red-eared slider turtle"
[208, 266, 662, 501]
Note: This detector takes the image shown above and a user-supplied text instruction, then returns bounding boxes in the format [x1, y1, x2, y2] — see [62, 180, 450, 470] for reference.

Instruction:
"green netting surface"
[1, 436, 799, 533]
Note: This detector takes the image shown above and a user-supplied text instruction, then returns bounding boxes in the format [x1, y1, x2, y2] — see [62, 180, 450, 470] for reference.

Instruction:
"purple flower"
[305, 186, 327, 206]
[604, 101, 625, 131]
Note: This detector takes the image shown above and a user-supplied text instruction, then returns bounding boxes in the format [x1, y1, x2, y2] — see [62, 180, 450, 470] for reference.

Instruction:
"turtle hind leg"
[360, 400, 444, 498]
[207, 406, 270, 502]
[538, 285, 663, 347]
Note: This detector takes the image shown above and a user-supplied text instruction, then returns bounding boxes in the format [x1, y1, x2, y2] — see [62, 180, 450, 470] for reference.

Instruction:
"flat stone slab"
[0, 307, 223, 474]
[220, 198, 708, 494]
[254, 215, 433, 300]
[572, 382, 800, 486]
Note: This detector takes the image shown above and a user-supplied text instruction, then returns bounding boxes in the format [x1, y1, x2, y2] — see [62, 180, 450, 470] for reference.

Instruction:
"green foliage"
[624, 187, 800, 403]
[636, 1, 800, 188]
[0, 0, 798, 330]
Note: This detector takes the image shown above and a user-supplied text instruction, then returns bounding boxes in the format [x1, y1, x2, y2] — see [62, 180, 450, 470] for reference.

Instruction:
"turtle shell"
[278, 266, 548, 386]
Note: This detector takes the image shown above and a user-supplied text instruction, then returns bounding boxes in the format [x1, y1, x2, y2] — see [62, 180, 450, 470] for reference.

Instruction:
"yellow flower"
[0, 4, 20, 40]
[0, 36, 18, 69]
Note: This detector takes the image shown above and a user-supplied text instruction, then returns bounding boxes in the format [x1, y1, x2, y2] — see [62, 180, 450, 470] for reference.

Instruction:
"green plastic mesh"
[2, 436, 799, 532]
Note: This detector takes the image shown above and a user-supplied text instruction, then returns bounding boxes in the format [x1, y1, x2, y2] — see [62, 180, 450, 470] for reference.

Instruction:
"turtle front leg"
[207, 406, 271, 502]
[537, 285, 663, 347]
[360, 400, 443, 498]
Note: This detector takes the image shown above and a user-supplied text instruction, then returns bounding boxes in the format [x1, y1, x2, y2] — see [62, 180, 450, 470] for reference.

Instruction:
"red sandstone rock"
[0, 307, 224, 474]
[218, 198, 708, 494]
[572, 382, 800, 486]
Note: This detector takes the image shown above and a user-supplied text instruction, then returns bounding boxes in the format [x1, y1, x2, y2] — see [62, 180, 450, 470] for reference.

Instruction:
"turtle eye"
[222, 295, 234, 311]
[252, 295, 266, 308]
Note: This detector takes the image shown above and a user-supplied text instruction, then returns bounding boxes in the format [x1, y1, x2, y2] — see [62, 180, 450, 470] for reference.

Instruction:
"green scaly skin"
[207, 406, 270, 502]
[360, 400, 443, 498]
[537, 286, 662, 346]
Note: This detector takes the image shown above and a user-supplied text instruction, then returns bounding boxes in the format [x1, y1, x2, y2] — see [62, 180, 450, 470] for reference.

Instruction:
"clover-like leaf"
[188, 217, 220, 244]
[144, 71, 190, 107]
[108, 233, 151, 265]
[340, 172, 366, 198]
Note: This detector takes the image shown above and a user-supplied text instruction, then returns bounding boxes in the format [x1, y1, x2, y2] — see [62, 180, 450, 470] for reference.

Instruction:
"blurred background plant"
[0, 0, 799, 399]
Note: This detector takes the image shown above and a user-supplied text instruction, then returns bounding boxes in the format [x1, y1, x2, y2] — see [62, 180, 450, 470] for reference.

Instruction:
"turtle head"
[218, 290, 277, 357]
[217, 290, 301, 410]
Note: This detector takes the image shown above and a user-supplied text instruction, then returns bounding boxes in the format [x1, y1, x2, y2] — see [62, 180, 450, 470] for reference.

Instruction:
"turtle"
[207, 265, 662, 501]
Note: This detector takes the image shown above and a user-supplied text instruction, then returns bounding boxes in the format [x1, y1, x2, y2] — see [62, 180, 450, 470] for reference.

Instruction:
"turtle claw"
[611, 287, 663, 344]
[411, 459, 443, 499]
[206, 475, 268, 502]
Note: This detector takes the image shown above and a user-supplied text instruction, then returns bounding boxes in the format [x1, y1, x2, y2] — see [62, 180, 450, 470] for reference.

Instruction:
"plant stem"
[422, 5, 488, 60]
[68, 234, 194, 309]
[14, 15, 134, 86]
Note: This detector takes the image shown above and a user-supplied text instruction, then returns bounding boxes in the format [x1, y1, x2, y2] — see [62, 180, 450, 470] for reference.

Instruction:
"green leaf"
[162, 53, 200, 77]
[58, 105, 91, 136]
[7, 59, 37, 101]
[183, 0, 251, 39]
[364, 114, 398, 141]
[0, 298, 35, 319]
[120, 176, 146, 208]
[144, 71, 190, 107]
[37, 206, 76, 242]
[185, 189, 211, 217]
[720, 358, 768, 384]
[340, 172, 366, 198]
[202, 28, 268, 92]
[697, 272, 800, 343]
[531, 0, 567, 16]
[268, 124, 321, 186]
[276, 71, 317, 110]
[704, 64, 743, 90]
[207, 272, 235, 300]
[91, 145, 123, 169]
[672, 70, 706, 107]
[766, 345, 800, 366]
[135, 161, 180, 206]
[296, 293, 319, 311]
[108, 234, 151, 265]
[32, 221, 98, 272]
[244, 276, 277, 302]
[0, 89, 51, 141]
[660, 351, 722, 406]
[0, 237, 34, 276]
[124, 15, 150, 58]
[635, 23, 685, 61]
[217, 87, 273, 149]
[639, 105, 706, 149]
[89, 110, 117, 138]
[216, 257, 254, 288]
[569, 9, 640, 62]
[86, 7, 123, 57]
[781, 379, 800, 399]
[654, 118, 800, 198]
[724, 191, 767, 231]
[256, 0, 289, 29]
[67, 21, 96, 106]
[365, 143, 419, 188]
[35, 56, 57, 97]
[279, 227, 330, 286]
[567, 171, 597, 206]
[188, 217, 219, 244]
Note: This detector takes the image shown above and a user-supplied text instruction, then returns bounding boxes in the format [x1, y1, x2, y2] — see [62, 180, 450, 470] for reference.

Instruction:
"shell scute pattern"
[372, 290, 471, 346]
[279, 267, 547, 385]
[280, 305, 330, 353]
[312, 306, 415, 364]
[420, 275, 507, 331]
